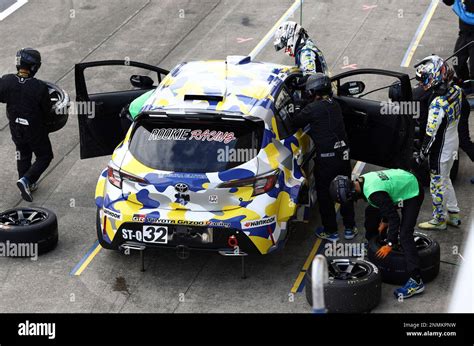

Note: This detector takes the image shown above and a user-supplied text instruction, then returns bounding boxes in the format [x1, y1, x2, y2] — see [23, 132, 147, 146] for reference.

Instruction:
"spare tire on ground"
[0, 208, 58, 256]
[305, 258, 382, 313]
[368, 232, 440, 285]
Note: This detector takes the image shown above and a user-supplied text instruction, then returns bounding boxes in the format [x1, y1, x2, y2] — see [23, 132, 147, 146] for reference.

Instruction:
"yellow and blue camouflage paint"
[95, 59, 312, 255]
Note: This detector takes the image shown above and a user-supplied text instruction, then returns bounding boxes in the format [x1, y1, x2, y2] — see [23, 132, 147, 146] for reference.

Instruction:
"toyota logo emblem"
[175, 183, 189, 193]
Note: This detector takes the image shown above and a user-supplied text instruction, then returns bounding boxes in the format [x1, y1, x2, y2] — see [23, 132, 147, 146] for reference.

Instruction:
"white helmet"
[414, 55, 449, 91]
[273, 21, 305, 57]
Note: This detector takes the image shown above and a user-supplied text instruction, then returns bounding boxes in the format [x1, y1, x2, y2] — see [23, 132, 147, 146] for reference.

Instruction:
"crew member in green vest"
[329, 169, 425, 299]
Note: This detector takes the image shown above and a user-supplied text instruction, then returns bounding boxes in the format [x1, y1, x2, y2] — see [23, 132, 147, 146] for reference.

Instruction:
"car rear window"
[129, 118, 263, 173]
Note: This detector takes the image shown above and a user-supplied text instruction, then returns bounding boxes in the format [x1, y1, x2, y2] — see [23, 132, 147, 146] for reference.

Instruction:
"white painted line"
[400, 0, 439, 68]
[249, 0, 304, 60]
[0, 0, 28, 21]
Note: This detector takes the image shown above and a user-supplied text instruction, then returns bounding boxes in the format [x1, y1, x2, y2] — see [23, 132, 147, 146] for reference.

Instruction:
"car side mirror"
[130, 75, 154, 89]
[339, 81, 365, 96]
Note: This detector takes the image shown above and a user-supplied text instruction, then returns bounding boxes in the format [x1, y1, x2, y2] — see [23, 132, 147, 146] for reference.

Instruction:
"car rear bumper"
[96, 205, 287, 255]
[100, 221, 261, 255]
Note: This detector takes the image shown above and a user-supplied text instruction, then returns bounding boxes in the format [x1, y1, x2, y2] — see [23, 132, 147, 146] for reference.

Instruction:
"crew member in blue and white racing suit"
[273, 21, 329, 77]
[414, 56, 462, 230]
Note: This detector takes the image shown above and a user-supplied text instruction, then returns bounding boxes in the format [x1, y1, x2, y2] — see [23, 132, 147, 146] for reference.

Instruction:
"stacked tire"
[305, 258, 382, 313]
[0, 207, 58, 256]
[367, 232, 440, 284]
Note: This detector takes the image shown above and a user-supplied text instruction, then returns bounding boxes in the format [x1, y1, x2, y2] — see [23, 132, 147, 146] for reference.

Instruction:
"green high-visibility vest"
[362, 169, 419, 208]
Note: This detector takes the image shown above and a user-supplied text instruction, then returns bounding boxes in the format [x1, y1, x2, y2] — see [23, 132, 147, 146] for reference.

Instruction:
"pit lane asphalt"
[0, 0, 471, 313]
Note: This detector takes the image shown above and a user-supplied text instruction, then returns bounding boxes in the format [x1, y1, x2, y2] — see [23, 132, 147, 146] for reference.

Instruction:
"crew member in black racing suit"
[443, 0, 474, 82]
[291, 73, 356, 242]
[0, 48, 53, 202]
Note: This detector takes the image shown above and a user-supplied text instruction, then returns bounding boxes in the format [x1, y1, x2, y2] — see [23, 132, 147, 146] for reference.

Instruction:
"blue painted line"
[70, 240, 100, 276]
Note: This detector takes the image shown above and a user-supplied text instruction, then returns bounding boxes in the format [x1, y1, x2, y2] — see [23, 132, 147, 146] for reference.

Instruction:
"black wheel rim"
[0, 209, 47, 226]
[414, 234, 431, 250]
[328, 259, 370, 280]
[377, 233, 432, 251]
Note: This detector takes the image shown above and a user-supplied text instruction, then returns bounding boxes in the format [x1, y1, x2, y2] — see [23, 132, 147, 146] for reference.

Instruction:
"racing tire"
[305, 258, 382, 313]
[45, 81, 70, 133]
[0, 207, 58, 255]
[367, 232, 440, 285]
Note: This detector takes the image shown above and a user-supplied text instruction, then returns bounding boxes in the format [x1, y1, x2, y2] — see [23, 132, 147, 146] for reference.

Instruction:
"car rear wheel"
[0, 207, 58, 255]
[305, 258, 382, 313]
[367, 232, 440, 285]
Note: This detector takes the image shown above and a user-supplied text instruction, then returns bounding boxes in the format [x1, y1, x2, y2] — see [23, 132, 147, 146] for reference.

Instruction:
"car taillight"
[121, 171, 147, 185]
[107, 166, 146, 189]
[253, 174, 278, 195]
[107, 166, 121, 189]
[218, 170, 279, 196]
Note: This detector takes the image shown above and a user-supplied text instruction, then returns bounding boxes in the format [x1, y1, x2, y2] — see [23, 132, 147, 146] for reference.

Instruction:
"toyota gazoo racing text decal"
[131, 215, 232, 228]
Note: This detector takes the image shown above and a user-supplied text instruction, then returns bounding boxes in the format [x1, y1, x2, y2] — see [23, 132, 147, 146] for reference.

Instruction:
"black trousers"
[11, 124, 54, 184]
[459, 97, 474, 161]
[364, 184, 424, 280]
[454, 32, 474, 81]
[314, 154, 355, 234]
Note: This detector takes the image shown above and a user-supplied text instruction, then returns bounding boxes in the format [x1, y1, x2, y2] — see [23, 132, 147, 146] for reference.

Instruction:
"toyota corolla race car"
[75, 57, 414, 256]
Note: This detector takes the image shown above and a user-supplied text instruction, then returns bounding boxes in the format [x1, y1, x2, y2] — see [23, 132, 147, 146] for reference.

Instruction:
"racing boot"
[447, 212, 461, 228]
[29, 182, 38, 192]
[418, 218, 447, 230]
[17, 177, 33, 202]
[394, 278, 425, 299]
[315, 226, 339, 242]
[344, 226, 358, 240]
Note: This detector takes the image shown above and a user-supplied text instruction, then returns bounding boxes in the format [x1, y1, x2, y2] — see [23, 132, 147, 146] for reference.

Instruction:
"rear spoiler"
[134, 110, 260, 122]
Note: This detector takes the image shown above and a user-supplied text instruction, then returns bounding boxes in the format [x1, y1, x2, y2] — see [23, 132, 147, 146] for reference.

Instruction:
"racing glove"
[413, 151, 426, 167]
[378, 220, 389, 234]
[376, 242, 393, 259]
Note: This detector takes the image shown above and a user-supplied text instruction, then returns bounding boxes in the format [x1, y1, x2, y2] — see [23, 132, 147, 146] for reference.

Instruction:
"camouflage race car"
[75, 58, 413, 256]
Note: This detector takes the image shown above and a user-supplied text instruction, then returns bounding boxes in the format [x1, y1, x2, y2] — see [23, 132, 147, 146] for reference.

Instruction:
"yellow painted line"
[290, 271, 307, 293]
[302, 238, 322, 271]
[71, 241, 103, 276]
[74, 243, 102, 276]
[291, 238, 323, 293]
[401, 0, 439, 68]
[249, 0, 304, 60]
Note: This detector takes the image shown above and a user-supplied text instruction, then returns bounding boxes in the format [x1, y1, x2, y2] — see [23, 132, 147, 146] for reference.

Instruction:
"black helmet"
[329, 175, 355, 204]
[16, 48, 42, 76]
[305, 73, 332, 97]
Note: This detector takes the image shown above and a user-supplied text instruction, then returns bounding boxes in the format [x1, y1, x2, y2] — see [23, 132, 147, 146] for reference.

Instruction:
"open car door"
[75, 60, 169, 159]
[331, 69, 414, 169]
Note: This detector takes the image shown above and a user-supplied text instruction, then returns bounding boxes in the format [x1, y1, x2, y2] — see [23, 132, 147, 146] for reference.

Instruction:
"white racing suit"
[421, 84, 462, 222]
[295, 38, 329, 76]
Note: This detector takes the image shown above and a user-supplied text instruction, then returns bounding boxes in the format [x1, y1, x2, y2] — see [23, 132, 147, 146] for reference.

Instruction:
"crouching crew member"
[330, 169, 425, 299]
